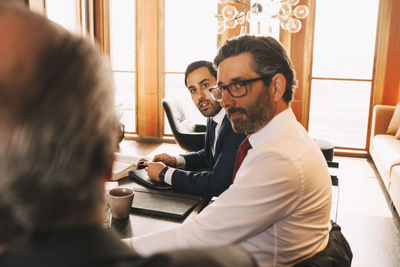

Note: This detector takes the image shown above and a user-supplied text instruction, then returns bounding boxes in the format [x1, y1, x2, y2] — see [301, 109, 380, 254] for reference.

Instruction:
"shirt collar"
[211, 108, 225, 125]
[248, 108, 294, 148]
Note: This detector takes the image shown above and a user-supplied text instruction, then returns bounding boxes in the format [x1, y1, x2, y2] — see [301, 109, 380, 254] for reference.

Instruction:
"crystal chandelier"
[217, 0, 309, 35]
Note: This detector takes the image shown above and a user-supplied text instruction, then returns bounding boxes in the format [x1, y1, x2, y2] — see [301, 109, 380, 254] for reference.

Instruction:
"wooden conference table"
[108, 142, 340, 239]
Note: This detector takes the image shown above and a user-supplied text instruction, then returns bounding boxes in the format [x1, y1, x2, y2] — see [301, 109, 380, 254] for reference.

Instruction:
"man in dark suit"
[146, 61, 246, 197]
[0, 2, 257, 266]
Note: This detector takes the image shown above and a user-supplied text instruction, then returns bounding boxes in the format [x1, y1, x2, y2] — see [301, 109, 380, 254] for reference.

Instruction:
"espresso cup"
[106, 187, 134, 219]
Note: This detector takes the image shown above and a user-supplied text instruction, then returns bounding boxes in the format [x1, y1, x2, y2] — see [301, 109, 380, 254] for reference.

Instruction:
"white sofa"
[369, 105, 400, 215]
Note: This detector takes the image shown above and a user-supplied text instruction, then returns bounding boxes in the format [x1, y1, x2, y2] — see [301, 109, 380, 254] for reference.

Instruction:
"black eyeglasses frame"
[208, 74, 272, 100]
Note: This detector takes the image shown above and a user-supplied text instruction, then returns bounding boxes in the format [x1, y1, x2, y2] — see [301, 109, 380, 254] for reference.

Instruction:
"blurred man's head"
[213, 35, 296, 134]
[0, 1, 117, 245]
[184, 61, 221, 117]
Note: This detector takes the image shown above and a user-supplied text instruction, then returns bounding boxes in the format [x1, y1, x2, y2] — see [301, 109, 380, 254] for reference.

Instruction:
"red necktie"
[232, 137, 252, 182]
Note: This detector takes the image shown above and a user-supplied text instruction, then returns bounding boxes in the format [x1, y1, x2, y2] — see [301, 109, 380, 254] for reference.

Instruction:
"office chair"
[162, 98, 206, 152]
[293, 221, 353, 267]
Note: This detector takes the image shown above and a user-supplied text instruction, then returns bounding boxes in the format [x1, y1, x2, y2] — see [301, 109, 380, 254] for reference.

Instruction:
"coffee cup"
[106, 187, 134, 219]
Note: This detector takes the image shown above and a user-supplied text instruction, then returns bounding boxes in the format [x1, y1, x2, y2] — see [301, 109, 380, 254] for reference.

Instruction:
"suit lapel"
[205, 118, 212, 161]
[214, 115, 230, 158]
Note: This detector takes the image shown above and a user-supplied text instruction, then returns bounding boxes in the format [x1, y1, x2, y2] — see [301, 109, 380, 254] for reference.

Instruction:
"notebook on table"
[111, 153, 150, 181]
[131, 188, 210, 222]
[128, 169, 173, 190]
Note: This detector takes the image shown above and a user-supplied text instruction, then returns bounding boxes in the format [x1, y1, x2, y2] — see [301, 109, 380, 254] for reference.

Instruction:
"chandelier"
[216, 0, 309, 35]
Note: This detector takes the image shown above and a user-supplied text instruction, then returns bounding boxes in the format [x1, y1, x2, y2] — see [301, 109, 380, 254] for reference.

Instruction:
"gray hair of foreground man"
[214, 35, 297, 104]
[0, 2, 116, 244]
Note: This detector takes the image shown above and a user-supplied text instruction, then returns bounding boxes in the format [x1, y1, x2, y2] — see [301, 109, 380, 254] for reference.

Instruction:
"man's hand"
[153, 153, 177, 167]
[146, 162, 167, 181]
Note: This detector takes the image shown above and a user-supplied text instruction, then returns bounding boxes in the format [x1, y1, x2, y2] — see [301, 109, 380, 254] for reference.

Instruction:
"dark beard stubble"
[227, 87, 275, 134]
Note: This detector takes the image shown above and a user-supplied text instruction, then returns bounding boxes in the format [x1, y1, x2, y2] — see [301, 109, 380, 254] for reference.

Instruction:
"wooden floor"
[119, 140, 400, 267]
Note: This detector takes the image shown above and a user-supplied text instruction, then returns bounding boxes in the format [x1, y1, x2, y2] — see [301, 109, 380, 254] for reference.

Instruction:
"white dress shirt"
[126, 108, 332, 267]
[164, 109, 225, 184]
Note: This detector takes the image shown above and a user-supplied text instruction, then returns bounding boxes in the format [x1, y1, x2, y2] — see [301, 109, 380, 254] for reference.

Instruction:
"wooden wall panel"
[281, 0, 315, 128]
[382, 0, 400, 105]
[93, 0, 109, 54]
[373, 0, 400, 106]
[290, 101, 302, 122]
[137, 0, 159, 138]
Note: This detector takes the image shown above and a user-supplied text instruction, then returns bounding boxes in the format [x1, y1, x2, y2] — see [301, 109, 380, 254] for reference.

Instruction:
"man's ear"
[271, 73, 286, 102]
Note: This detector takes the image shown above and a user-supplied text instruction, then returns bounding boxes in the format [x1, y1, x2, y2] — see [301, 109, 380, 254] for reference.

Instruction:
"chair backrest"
[162, 98, 206, 152]
[163, 98, 186, 133]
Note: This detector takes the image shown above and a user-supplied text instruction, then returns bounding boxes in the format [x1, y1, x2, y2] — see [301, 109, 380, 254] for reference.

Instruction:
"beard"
[227, 88, 275, 134]
[198, 99, 221, 117]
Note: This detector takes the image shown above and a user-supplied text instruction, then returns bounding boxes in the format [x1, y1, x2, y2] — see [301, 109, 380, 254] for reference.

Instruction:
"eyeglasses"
[208, 75, 271, 101]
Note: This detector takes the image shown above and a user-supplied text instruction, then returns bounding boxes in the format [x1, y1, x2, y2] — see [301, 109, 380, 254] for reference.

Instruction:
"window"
[163, 0, 218, 134]
[45, 0, 80, 34]
[109, 0, 136, 133]
[102, 0, 219, 136]
[308, 0, 379, 149]
[45, 0, 136, 132]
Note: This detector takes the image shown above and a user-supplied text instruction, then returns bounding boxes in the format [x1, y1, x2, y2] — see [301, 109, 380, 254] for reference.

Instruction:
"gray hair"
[0, 4, 117, 243]
[214, 35, 297, 104]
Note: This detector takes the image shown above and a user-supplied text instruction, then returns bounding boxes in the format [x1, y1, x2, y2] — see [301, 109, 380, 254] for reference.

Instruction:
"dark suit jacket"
[0, 225, 256, 267]
[171, 115, 246, 197]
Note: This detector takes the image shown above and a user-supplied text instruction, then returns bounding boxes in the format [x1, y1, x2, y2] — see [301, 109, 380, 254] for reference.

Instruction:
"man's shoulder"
[0, 226, 141, 267]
